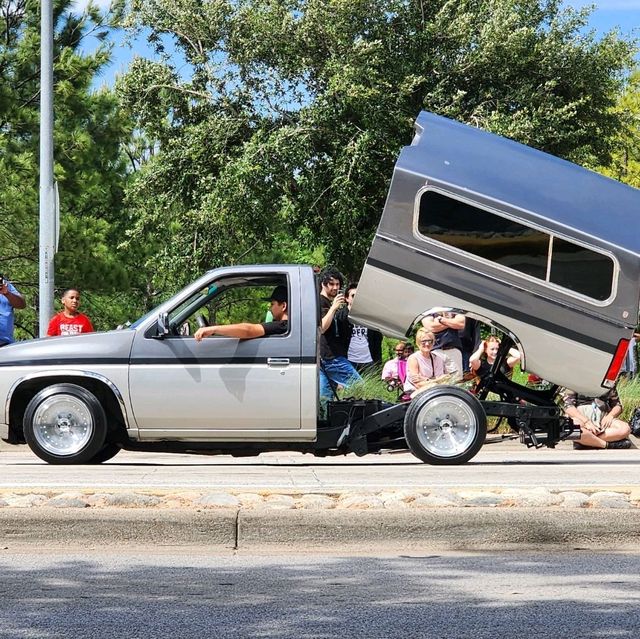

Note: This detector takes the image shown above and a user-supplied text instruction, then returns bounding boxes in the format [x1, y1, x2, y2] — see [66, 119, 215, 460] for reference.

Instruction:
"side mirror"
[156, 312, 170, 338]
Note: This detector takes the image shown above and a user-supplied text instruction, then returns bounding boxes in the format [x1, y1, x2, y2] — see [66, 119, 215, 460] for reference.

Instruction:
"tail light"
[602, 339, 630, 388]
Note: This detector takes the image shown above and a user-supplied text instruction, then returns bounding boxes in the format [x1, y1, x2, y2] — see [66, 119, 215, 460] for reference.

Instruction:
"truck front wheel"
[23, 384, 108, 464]
[404, 386, 486, 465]
[87, 442, 122, 464]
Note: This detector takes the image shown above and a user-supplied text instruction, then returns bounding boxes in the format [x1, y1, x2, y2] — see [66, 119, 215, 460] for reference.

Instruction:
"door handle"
[267, 358, 290, 367]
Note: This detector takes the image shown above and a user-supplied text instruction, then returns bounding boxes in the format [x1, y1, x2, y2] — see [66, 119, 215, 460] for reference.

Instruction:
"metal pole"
[39, 0, 55, 336]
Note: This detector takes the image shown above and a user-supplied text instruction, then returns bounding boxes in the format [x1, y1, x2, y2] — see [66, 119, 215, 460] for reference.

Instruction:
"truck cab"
[126, 265, 318, 441]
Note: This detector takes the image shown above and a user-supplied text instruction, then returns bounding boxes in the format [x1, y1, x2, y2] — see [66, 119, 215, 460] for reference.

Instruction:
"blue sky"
[75, 0, 640, 89]
[565, 1, 640, 34]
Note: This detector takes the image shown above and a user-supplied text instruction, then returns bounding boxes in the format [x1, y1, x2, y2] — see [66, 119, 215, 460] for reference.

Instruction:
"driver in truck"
[193, 285, 288, 341]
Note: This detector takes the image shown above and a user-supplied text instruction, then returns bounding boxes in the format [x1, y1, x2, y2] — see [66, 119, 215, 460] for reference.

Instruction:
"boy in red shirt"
[47, 288, 94, 336]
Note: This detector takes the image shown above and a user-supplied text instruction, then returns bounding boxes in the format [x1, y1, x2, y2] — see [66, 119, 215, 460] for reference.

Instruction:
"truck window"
[548, 237, 614, 301]
[417, 189, 614, 302]
[167, 276, 290, 336]
[208, 284, 282, 327]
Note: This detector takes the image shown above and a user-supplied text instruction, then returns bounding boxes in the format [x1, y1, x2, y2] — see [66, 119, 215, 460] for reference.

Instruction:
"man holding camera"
[318, 266, 361, 406]
[0, 275, 26, 347]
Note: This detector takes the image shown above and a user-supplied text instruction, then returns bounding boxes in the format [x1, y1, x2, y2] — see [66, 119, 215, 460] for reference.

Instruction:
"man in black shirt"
[318, 267, 361, 404]
[194, 286, 288, 340]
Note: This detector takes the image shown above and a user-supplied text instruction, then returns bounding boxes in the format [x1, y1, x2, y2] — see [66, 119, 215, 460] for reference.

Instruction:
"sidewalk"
[2, 440, 640, 550]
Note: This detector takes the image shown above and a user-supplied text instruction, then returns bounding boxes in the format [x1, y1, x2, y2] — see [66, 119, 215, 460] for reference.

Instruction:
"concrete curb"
[2, 507, 640, 551]
[0, 509, 237, 549]
[239, 509, 640, 550]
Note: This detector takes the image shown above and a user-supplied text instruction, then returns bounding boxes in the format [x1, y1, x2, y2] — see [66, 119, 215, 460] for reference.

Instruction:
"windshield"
[126, 287, 197, 330]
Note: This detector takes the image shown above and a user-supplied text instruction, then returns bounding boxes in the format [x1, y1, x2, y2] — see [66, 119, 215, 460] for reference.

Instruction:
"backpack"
[630, 407, 640, 438]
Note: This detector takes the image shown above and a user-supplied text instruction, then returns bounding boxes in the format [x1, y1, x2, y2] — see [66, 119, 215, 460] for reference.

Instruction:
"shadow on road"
[0, 551, 637, 638]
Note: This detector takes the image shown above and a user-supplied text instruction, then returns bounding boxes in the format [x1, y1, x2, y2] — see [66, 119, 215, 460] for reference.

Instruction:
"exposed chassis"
[314, 336, 575, 464]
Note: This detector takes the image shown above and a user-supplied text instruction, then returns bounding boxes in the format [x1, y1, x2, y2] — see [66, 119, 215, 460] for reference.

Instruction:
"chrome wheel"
[31, 394, 94, 456]
[414, 396, 477, 458]
[24, 384, 107, 464]
[404, 386, 486, 465]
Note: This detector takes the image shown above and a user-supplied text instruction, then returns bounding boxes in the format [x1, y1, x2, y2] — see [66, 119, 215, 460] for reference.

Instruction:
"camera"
[385, 378, 400, 393]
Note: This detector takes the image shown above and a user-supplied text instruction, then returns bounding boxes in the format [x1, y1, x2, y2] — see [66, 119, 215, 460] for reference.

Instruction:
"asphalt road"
[0, 548, 638, 638]
[1, 440, 639, 492]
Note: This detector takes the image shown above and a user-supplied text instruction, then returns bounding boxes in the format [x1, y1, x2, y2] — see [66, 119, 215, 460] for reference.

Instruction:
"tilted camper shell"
[352, 112, 640, 396]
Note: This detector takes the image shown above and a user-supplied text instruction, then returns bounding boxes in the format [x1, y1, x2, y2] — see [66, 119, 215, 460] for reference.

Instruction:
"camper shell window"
[417, 190, 614, 302]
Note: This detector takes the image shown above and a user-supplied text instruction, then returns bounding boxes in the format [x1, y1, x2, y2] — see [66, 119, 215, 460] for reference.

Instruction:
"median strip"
[0, 487, 638, 510]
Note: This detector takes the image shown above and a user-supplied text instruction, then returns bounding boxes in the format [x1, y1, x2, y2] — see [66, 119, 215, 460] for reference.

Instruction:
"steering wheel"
[194, 313, 209, 328]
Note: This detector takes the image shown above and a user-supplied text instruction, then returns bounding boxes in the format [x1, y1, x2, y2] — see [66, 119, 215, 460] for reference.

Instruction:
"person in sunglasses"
[421, 310, 466, 378]
[405, 328, 458, 396]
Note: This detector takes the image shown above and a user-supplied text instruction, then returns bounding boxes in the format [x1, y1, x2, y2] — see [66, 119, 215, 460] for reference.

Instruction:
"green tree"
[118, 0, 636, 286]
[599, 69, 640, 189]
[1, 0, 136, 335]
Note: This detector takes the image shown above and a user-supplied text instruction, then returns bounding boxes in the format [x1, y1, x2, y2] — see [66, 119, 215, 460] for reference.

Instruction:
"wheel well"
[409, 308, 526, 368]
[9, 376, 129, 445]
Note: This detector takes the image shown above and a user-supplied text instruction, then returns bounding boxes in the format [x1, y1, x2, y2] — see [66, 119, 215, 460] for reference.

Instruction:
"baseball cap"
[264, 285, 288, 303]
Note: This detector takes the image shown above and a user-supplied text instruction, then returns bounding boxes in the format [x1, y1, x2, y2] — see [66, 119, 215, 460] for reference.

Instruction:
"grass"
[342, 367, 399, 403]
[618, 376, 640, 420]
[342, 365, 640, 424]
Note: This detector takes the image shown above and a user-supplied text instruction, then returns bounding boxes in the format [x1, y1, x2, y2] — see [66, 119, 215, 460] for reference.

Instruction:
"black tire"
[23, 384, 108, 465]
[404, 385, 486, 465]
[88, 442, 122, 464]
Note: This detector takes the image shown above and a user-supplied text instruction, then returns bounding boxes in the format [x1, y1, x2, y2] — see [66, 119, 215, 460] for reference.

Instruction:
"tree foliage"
[118, 0, 636, 285]
[2, 0, 636, 337]
[1, 0, 134, 334]
[599, 69, 640, 189]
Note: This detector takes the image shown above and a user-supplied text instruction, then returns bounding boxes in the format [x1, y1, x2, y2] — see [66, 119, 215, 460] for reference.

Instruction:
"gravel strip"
[0, 488, 637, 510]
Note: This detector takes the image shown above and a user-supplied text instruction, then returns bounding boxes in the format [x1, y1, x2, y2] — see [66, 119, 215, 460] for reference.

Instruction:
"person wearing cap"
[193, 285, 288, 341]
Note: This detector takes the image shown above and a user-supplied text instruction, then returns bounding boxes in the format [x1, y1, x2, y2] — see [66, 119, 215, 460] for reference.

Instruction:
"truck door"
[128, 270, 303, 439]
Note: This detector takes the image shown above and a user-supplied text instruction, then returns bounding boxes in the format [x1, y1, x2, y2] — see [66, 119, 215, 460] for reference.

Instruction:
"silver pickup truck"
[2, 112, 639, 465]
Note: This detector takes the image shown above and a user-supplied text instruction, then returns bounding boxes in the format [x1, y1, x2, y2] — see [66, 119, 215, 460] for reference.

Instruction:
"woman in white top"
[405, 328, 458, 394]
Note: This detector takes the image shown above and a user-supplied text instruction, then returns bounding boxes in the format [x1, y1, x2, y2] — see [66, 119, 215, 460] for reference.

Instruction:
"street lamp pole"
[39, 0, 56, 336]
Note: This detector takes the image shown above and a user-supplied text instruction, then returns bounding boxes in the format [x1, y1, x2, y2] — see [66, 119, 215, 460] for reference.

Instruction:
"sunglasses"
[419, 339, 434, 346]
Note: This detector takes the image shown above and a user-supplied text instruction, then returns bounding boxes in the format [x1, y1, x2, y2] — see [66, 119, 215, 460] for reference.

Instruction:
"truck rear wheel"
[23, 384, 107, 465]
[404, 386, 486, 465]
